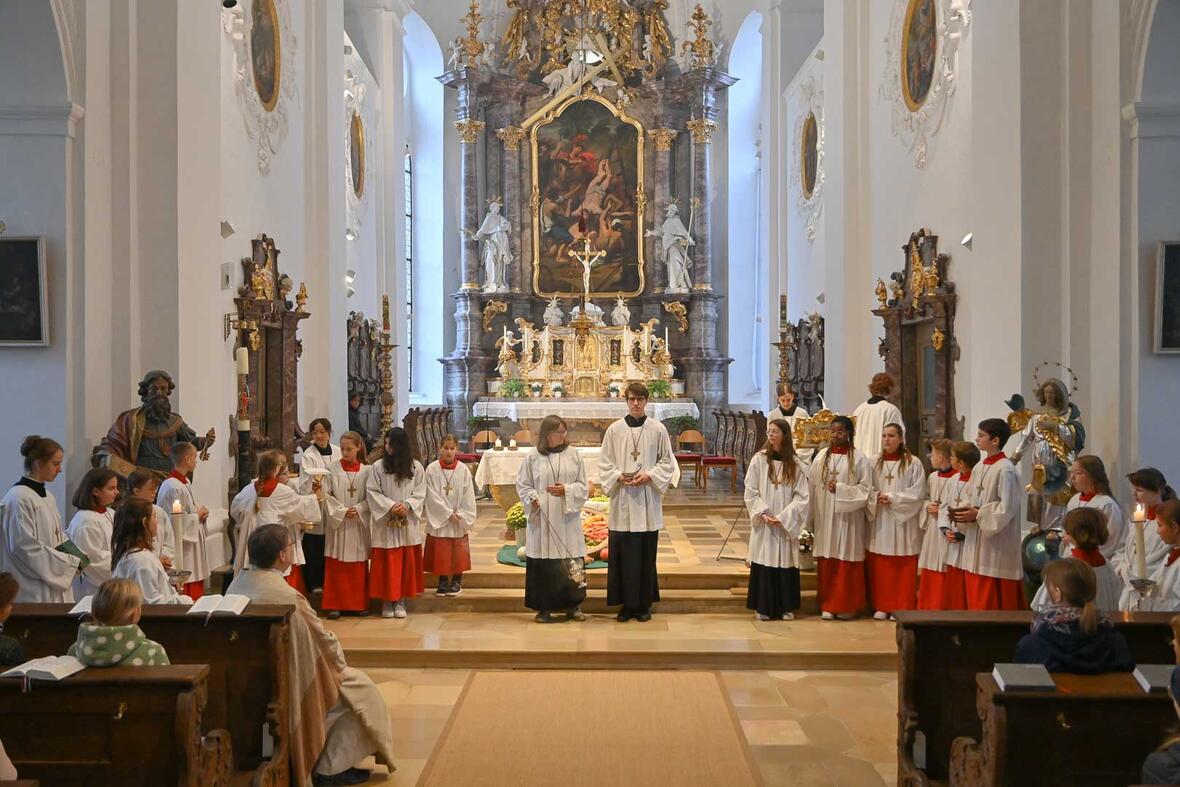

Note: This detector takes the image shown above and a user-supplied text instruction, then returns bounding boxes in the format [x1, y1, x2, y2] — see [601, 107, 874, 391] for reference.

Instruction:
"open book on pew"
[69, 595, 94, 616]
[188, 593, 250, 621]
[992, 663, 1055, 692]
[2, 655, 86, 681]
[1134, 664, 1176, 693]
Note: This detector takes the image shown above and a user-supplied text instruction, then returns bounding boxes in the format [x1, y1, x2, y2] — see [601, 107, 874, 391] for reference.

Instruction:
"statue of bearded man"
[96, 370, 215, 479]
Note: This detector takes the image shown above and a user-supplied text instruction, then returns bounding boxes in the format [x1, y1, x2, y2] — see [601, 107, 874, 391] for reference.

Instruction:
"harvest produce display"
[582, 513, 608, 548]
[505, 502, 526, 530]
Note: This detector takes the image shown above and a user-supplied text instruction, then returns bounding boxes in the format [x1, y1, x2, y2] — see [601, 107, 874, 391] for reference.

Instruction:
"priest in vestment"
[227, 524, 395, 786]
[598, 382, 676, 622]
[807, 416, 873, 619]
[851, 373, 904, 458]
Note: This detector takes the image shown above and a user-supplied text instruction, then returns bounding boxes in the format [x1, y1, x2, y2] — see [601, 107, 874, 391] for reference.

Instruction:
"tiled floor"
[355, 668, 898, 786]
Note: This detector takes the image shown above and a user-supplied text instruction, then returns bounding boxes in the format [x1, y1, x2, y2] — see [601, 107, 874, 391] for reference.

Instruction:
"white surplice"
[158, 476, 209, 582]
[598, 417, 676, 533]
[1115, 515, 1171, 611]
[366, 459, 428, 549]
[230, 481, 323, 572]
[767, 405, 810, 435]
[1063, 493, 1127, 561]
[918, 471, 960, 572]
[806, 448, 873, 562]
[957, 456, 1023, 580]
[323, 463, 373, 563]
[516, 447, 590, 560]
[423, 461, 477, 539]
[851, 399, 905, 458]
[866, 456, 927, 556]
[66, 508, 115, 599]
[744, 453, 810, 569]
[0, 482, 80, 602]
[1142, 551, 1180, 612]
[938, 472, 976, 570]
[1030, 558, 1122, 612]
[150, 503, 174, 562]
[297, 444, 342, 535]
[114, 548, 193, 605]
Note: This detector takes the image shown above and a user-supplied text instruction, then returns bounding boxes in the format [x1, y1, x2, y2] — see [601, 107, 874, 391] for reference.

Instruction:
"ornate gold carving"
[501, 0, 528, 69]
[642, 0, 673, 78]
[681, 4, 716, 70]
[647, 127, 678, 152]
[458, 1, 486, 69]
[792, 409, 858, 450]
[482, 299, 508, 333]
[932, 326, 945, 352]
[295, 282, 308, 312]
[529, 186, 541, 212]
[686, 117, 716, 144]
[875, 278, 888, 308]
[635, 187, 647, 216]
[662, 301, 688, 334]
[496, 125, 526, 151]
[455, 118, 486, 144]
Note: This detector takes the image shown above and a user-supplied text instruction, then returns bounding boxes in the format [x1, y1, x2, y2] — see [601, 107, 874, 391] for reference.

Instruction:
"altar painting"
[901, 0, 937, 112]
[532, 95, 645, 298]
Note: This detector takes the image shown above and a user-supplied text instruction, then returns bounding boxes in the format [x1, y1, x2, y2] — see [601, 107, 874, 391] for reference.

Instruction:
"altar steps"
[428, 569, 818, 592]
[405, 587, 823, 614]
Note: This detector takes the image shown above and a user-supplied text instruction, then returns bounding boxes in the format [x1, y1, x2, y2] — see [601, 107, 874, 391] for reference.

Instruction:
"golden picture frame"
[800, 112, 818, 199]
[250, 0, 282, 113]
[350, 111, 366, 199]
[900, 0, 937, 113]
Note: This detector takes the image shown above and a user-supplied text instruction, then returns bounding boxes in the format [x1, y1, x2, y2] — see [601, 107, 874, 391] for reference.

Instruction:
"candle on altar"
[495, 437, 503, 450]
[779, 294, 788, 330]
[664, 327, 669, 346]
[509, 438, 517, 449]
[1133, 504, 1148, 579]
[382, 294, 391, 332]
[170, 499, 185, 574]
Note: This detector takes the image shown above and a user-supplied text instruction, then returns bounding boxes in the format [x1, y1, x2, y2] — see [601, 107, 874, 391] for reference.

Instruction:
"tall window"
[404, 149, 414, 390]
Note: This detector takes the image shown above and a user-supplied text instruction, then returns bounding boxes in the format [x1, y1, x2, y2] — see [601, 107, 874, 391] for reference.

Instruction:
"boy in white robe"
[744, 419, 810, 621]
[296, 417, 341, 594]
[0, 437, 80, 603]
[807, 415, 873, 620]
[929, 441, 979, 610]
[851, 373, 905, 458]
[157, 443, 210, 600]
[598, 383, 676, 622]
[66, 468, 120, 599]
[1116, 468, 1175, 610]
[917, 439, 957, 609]
[866, 424, 927, 618]
[949, 419, 1024, 610]
[423, 435, 478, 597]
[366, 427, 428, 618]
[322, 432, 373, 617]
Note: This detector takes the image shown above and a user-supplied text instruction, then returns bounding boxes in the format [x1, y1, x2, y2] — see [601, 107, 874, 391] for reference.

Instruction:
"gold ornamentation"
[501, 0, 529, 68]
[932, 326, 945, 352]
[681, 4, 716, 70]
[686, 117, 716, 144]
[635, 188, 647, 216]
[662, 301, 688, 334]
[792, 409, 857, 451]
[647, 127, 678, 152]
[295, 282, 308, 312]
[482, 299, 508, 333]
[496, 125, 526, 151]
[642, 0, 673, 78]
[458, 1, 486, 69]
[455, 118, 486, 144]
[251, 265, 275, 301]
[875, 278, 888, 308]
[890, 279, 905, 303]
[529, 186, 541, 212]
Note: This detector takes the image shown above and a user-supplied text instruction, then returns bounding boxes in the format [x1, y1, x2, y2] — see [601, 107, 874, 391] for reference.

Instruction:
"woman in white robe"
[66, 468, 120, 599]
[865, 424, 927, 618]
[366, 427, 428, 618]
[1062, 456, 1126, 561]
[111, 498, 192, 605]
[323, 433, 372, 617]
[516, 416, 590, 622]
[230, 450, 322, 588]
[1117, 468, 1175, 610]
[851, 373, 904, 458]
[1138, 500, 1180, 612]
[0, 436, 80, 602]
[296, 418, 341, 594]
[423, 436, 478, 597]
[744, 419, 809, 621]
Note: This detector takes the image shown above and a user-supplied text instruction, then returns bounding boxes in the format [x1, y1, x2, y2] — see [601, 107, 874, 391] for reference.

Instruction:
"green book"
[56, 539, 91, 571]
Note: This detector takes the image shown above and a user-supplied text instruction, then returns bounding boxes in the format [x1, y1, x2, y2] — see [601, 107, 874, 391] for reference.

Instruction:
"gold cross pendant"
[884, 472, 895, 484]
[445, 484, 453, 494]
[631, 449, 641, 461]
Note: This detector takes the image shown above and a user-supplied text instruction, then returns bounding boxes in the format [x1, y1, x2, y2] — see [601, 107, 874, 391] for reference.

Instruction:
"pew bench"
[6, 603, 294, 786]
[949, 672, 1176, 786]
[0, 665, 231, 787]
[894, 610, 1176, 785]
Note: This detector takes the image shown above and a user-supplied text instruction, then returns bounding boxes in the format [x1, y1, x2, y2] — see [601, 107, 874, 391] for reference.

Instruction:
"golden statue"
[643, 0, 673, 77]
[874, 278, 888, 308]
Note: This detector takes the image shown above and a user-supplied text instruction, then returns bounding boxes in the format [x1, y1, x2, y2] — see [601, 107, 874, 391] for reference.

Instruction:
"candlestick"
[510, 439, 517, 449]
[1134, 504, 1148, 580]
[236, 347, 251, 432]
[382, 294, 391, 332]
[664, 327, 669, 346]
[495, 437, 503, 450]
[170, 500, 185, 574]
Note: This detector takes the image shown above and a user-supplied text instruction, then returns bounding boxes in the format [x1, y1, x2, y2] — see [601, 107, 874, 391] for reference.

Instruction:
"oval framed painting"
[900, 0, 937, 113]
[350, 111, 366, 198]
[251, 0, 282, 112]
[800, 112, 818, 200]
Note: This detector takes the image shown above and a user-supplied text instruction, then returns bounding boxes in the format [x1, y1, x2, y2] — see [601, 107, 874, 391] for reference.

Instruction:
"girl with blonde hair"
[68, 577, 169, 666]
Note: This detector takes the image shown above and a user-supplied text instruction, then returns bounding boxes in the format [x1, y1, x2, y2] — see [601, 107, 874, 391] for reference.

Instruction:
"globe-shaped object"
[1022, 530, 1058, 575]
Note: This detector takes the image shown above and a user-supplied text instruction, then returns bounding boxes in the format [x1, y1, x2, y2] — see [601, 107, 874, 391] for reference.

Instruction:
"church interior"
[1, 0, 1179, 784]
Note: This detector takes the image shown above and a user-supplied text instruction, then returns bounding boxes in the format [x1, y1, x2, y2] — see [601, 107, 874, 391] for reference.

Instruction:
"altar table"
[473, 398, 699, 423]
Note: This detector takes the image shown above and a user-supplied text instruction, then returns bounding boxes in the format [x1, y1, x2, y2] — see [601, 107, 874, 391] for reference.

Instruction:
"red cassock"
[816, 557, 866, 614]
[322, 557, 368, 611]
[917, 569, 946, 610]
[183, 580, 204, 602]
[369, 545, 425, 602]
[866, 552, 918, 612]
[941, 566, 969, 610]
[423, 535, 472, 576]
[284, 564, 307, 596]
[964, 571, 1024, 610]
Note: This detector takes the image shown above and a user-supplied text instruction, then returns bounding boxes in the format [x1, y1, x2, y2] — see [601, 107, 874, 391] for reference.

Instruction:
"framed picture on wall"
[1156, 242, 1180, 353]
[0, 237, 49, 346]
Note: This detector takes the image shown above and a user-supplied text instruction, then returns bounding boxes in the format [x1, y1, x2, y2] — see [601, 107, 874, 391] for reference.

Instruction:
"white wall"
[344, 36, 381, 320]
[784, 50, 825, 322]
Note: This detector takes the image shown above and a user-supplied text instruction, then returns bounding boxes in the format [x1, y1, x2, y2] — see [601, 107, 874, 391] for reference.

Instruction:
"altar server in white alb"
[851, 373, 905, 458]
[807, 416, 874, 620]
[767, 383, 810, 436]
[1061, 456, 1126, 561]
[599, 382, 676, 622]
[230, 450, 322, 592]
[517, 415, 590, 623]
[366, 427, 428, 619]
[866, 424, 927, 619]
[938, 441, 982, 610]
[1116, 468, 1175, 611]
[423, 435, 478, 597]
[743, 419, 810, 621]
[917, 439, 958, 609]
[128, 470, 174, 568]
[296, 417, 340, 595]
[112, 498, 192, 605]
[0, 436, 81, 602]
[1143, 501, 1180, 612]
[66, 468, 121, 599]
[157, 442, 210, 600]
[1031, 508, 1121, 612]
[322, 432, 373, 618]
[949, 419, 1024, 610]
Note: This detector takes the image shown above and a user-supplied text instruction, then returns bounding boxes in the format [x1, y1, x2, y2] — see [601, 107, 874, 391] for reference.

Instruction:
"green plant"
[468, 414, 496, 431]
[500, 378, 526, 398]
[662, 415, 700, 436]
[647, 379, 672, 399]
[506, 502, 527, 530]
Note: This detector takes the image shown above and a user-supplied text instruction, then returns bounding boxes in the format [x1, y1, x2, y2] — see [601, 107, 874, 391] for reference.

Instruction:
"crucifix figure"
[568, 236, 606, 304]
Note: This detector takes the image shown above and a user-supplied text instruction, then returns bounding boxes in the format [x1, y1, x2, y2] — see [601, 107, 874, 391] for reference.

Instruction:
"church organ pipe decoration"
[872, 228, 962, 457]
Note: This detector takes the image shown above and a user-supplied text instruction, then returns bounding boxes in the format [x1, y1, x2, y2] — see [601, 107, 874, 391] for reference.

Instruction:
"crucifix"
[568, 236, 606, 306]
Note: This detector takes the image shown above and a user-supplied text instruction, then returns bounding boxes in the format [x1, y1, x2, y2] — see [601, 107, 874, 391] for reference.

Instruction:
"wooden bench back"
[894, 610, 1176, 783]
[6, 603, 293, 783]
[0, 665, 231, 787]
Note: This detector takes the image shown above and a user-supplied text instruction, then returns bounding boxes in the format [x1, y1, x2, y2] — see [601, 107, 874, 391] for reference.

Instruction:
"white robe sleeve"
[229, 484, 255, 523]
[68, 512, 113, 588]
[743, 455, 770, 518]
[515, 454, 542, 511]
[272, 484, 322, 525]
[404, 463, 428, 520]
[597, 424, 624, 496]
[452, 464, 477, 532]
[833, 455, 872, 514]
[324, 469, 351, 530]
[646, 425, 676, 495]
[6, 495, 79, 592]
[365, 467, 395, 527]
[978, 466, 1021, 538]
[422, 464, 451, 532]
[777, 461, 811, 540]
[563, 453, 589, 515]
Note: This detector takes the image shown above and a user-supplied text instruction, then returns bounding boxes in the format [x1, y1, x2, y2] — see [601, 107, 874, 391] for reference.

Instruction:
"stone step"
[428, 568, 819, 591]
[406, 587, 793, 614]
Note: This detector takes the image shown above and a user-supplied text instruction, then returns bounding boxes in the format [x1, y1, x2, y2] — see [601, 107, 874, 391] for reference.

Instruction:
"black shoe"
[325, 610, 341, 620]
[534, 611, 555, 623]
[635, 609, 652, 622]
[435, 577, 449, 596]
[616, 609, 633, 622]
[449, 578, 463, 596]
[356, 609, 370, 617]
[313, 767, 371, 786]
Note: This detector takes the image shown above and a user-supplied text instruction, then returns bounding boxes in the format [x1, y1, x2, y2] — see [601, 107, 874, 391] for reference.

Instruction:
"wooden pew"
[949, 672, 1176, 786]
[0, 665, 231, 787]
[894, 610, 1176, 785]
[6, 603, 293, 786]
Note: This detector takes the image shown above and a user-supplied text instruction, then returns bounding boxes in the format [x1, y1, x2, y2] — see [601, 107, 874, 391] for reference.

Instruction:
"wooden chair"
[701, 411, 738, 493]
[471, 429, 499, 450]
[675, 429, 705, 488]
[511, 429, 534, 446]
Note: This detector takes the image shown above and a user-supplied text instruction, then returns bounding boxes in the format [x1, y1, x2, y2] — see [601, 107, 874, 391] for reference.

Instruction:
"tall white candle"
[170, 499, 185, 574]
[1133, 504, 1148, 580]
[235, 346, 248, 375]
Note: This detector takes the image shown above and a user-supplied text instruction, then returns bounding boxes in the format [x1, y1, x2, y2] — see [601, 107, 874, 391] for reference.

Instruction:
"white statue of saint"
[543, 297, 564, 327]
[570, 302, 605, 326]
[646, 203, 695, 294]
[610, 297, 631, 327]
[447, 37, 464, 70]
[495, 329, 521, 379]
[463, 201, 512, 294]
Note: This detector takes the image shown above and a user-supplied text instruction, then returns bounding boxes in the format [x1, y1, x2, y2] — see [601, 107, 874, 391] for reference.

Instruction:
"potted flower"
[607, 382, 621, 398]
[647, 379, 672, 400]
[506, 502, 527, 547]
[500, 378, 526, 399]
[551, 382, 565, 399]
[529, 381, 544, 398]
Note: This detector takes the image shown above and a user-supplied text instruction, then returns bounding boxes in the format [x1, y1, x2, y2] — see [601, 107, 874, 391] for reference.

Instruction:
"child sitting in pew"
[1141, 665, 1180, 785]
[1014, 557, 1134, 674]
[0, 572, 24, 667]
[68, 578, 169, 667]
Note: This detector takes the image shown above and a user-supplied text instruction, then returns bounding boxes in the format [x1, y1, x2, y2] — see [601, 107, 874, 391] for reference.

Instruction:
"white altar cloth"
[474, 446, 681, 489]
[473, 399, 699, 422]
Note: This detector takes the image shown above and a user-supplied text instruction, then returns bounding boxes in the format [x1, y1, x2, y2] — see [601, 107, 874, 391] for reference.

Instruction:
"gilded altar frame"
[529, 93, 646, 299]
